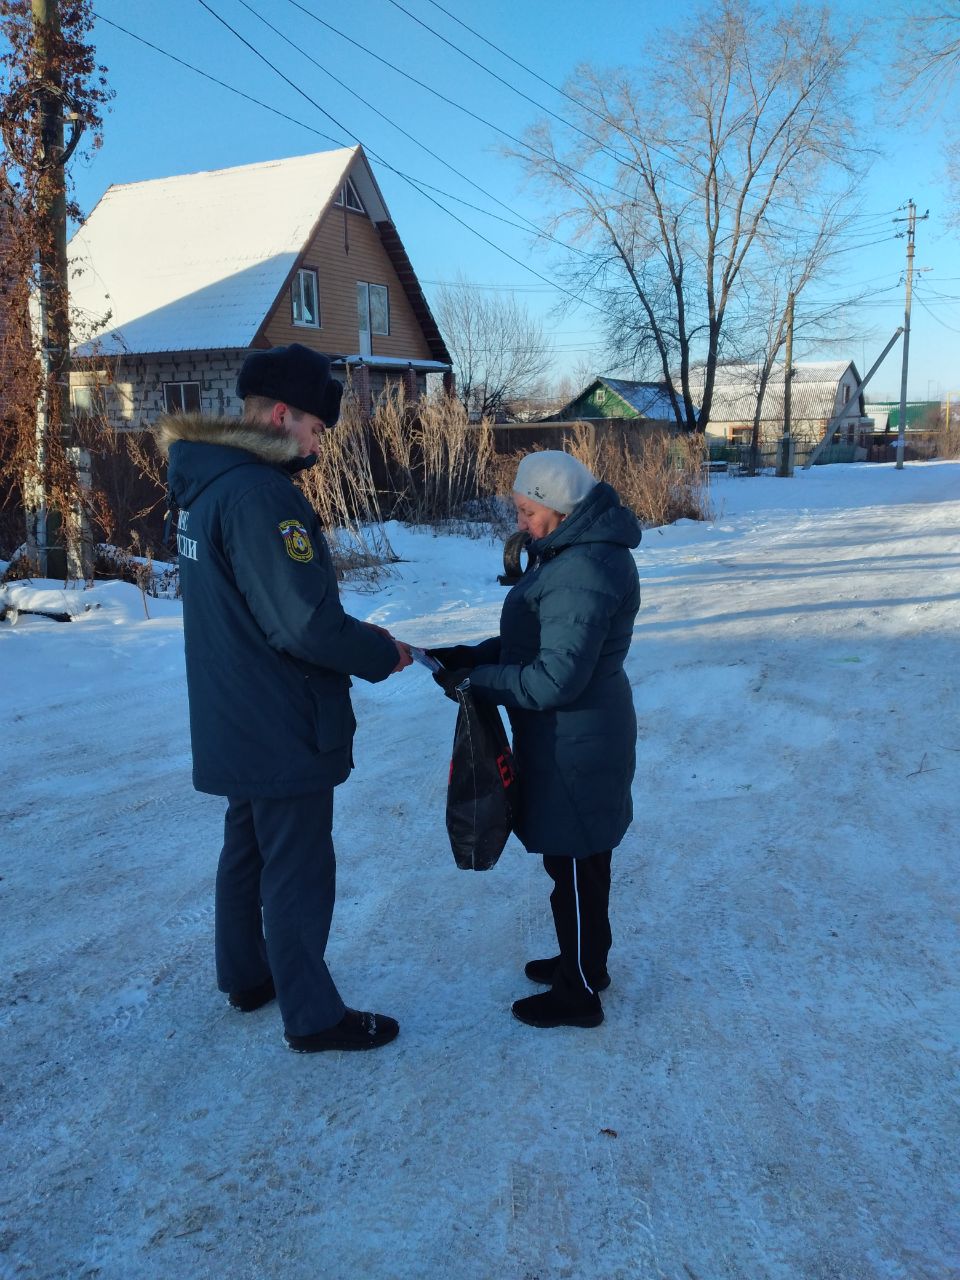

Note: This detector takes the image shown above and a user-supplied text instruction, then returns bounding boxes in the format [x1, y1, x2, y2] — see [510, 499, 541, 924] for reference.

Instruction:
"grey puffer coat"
[468, 481, 641, 856]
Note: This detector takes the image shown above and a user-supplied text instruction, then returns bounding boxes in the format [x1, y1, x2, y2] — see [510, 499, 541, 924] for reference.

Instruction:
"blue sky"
[64, 0, 960, 400]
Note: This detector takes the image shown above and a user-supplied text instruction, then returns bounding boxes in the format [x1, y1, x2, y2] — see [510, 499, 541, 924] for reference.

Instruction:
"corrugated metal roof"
[68, 148, 362, 356]
[686, 361, 861, 423]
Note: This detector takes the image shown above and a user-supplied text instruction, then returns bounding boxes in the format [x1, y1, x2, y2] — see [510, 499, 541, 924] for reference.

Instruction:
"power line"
[829, 233, 902, 257]
[193, 0, 607, 312]
[281, 0, 641, 207]
[422, 278, 557, 292]
[234, 0, 541, 244]
[93, 9, 589, 255]
[382, 0, 674, 182]
[276, 0, 903, 256]
[96, 7, 600, 286]
[915, 293, 960, 332]
[382, 0, 901, 236]
[419, 0, 644, 138]
[92, 11, 344, 147]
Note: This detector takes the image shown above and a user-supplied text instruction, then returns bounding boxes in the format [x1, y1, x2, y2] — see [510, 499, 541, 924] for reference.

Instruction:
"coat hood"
[158, 413, 309, 508]
[157, 412, 301, 463]
[532, 480, 642, 556]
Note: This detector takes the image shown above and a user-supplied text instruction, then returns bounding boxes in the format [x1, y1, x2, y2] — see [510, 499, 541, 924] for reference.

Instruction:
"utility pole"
[893, 200, 928, 472]
[777, 291, 795, 478]
[28, 0, 91, 579]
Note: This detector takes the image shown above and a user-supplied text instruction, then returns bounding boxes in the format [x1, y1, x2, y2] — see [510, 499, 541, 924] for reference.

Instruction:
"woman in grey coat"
[430, 451, 641, 1029]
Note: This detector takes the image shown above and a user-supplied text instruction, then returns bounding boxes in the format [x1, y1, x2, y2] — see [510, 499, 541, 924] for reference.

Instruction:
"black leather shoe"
[512, 989, 603, 1029]
[524, 956, 611, 991]
[228, 976, 276, 1012]
[285, 1008, 400, 1053]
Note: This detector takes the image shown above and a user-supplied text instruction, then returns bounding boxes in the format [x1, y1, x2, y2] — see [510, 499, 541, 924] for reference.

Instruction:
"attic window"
[292, 268, 320, 328]
[334, 178, 364, 213]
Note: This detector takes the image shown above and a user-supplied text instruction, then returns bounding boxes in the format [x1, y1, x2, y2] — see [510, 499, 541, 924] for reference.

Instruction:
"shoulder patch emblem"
[278, 518, 314, 563]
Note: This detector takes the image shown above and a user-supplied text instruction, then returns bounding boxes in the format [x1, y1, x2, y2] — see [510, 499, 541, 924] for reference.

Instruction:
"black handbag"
[445, 686, 518, 870]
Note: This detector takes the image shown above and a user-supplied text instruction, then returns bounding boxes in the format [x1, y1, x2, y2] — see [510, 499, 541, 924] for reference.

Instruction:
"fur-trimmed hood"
[161, 413, 311, 513]
[156, 413, 300, 465]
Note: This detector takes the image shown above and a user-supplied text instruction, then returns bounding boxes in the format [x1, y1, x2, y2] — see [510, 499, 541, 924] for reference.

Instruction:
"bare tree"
[894, 5, 960, 225]
[434, 277, 554, 420]
[0, 0, 112, 573]
[731, 195, 872, 467]
[513, 1, 866, 433]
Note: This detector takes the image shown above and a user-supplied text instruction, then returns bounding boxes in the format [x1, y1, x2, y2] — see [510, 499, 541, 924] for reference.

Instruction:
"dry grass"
[560, 424, 712, 526]
[367, 385, 499, 527]
[296, 386, 505, 578]
[36, 392, 711, 585]
[298, 398, 711, 576]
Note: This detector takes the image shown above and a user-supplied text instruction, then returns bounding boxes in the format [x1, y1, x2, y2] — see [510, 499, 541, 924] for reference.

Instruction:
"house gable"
[259, 198, 439, 362]
[555, 378, 680, 422]
[559, 380, 638, 420]
[67, 146, 447, 369]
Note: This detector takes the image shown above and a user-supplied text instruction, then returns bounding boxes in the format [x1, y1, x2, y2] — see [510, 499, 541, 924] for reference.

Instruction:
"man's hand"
[391, 641, 413, 674]
[363, 622, 411, 674]
[365, 621, 394, 641]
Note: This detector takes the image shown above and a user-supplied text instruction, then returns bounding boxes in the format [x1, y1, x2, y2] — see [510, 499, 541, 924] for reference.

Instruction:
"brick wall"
[71, 349, 248, 430]
[70, 350, 429, 431]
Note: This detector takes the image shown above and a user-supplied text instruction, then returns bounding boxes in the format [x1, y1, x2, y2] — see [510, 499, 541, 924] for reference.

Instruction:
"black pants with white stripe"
[543, 850, 612, 999]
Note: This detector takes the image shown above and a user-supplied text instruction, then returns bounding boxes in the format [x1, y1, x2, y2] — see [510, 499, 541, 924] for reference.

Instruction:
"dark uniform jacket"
[159, 414, 398, 799]
[467, 481, 642, 857]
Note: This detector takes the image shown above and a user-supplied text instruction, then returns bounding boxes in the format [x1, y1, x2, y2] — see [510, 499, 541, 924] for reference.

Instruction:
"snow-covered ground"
[1, 463, 958, 1280]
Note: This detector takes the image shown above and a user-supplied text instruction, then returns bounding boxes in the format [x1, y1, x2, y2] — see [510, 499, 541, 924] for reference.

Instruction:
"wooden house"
[67, 147, 452, 427]
[551, 377, 681, 425]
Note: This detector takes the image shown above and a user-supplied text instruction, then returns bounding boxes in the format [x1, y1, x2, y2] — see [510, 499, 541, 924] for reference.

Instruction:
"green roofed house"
[552, 378, 685, 424]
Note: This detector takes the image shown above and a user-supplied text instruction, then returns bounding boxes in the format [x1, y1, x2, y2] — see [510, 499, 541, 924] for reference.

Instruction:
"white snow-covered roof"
[686, 361, 862, 423]
[555, 377, 687, 421]
[600, 378, 682, 420]
[68, 148, 378, 357]
[340, 355, 451, 370]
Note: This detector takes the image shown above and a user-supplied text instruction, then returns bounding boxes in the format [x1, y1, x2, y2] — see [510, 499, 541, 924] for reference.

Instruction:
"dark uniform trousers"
[215, 790, 346, 1037]
[543, 850, 612, 1000]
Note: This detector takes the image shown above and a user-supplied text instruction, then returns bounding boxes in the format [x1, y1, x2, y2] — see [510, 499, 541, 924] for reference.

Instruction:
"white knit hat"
[513, 450, 598, 515]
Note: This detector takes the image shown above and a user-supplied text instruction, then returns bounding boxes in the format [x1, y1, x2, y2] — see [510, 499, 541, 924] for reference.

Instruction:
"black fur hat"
[237, 343, 343, 427]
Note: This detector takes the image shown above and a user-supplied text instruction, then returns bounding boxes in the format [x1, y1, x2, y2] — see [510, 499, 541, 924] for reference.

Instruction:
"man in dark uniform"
[159, 343, 410, 1052]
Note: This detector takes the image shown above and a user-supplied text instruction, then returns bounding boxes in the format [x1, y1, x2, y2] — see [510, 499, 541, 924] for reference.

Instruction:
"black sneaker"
[227, 976, 276, 1012]
[524, 956, 611, 991]
[512, 989, 604, 1029]
[284, 1008, 400, 1053]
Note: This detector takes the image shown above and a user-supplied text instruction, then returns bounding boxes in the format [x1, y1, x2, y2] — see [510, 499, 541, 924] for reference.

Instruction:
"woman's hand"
[432, 667, 472, 701]
[426, 645, 477, 671]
